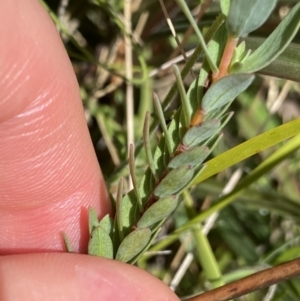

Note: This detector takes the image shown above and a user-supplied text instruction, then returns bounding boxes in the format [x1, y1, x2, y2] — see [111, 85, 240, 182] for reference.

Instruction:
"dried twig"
[183, 257, 300, 301]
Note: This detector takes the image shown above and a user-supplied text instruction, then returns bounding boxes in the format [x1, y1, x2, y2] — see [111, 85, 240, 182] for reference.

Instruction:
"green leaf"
[116, 179, 125, 241]
[137, 196, 178, 228]
[231, 2, 300, 74]
[220, 0, 230, 17]
[133, 227, 162, 264]
[115, 228, 152, 262]
[173, 65, 192, 128]
[160, 13, 225, 115]
[147, 133, 300, 257]
[154, 165, 194, 198]
[168, 145, 210, 169]
[174, 0, 218, 73]
[98, 214, 113, 236]
[88, 207, 99, 235]
[182, 133, 300, 232]
[153, 93, 174, 155]
[88, 226, 114, 259]
[226, 0, 277, 37]
[202, 74, 254, 114]
[62, 232, 73, 253]
[231, 41, 246, 65]
[198, 23, 228, 93]
[143, 112, 158, 181]
[117, 190, 140, 238]
[183, 119, 221, 147]
[242, 37, 300, 82]
[192, 118, 300, 185]
[129, 144, 143, 211]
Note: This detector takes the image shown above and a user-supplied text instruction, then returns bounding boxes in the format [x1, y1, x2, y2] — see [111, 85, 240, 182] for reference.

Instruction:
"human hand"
[0, 1, 179, 300]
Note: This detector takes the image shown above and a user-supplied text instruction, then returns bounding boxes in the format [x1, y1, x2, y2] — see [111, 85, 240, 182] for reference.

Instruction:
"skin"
[0, 1, 180, 300]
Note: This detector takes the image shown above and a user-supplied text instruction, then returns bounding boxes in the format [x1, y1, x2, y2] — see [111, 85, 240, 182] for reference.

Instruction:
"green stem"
[183, 191, 224, 288]
[175, 0, 218, 73]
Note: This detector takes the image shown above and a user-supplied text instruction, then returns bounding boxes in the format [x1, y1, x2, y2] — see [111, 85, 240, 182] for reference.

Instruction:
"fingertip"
[0, 253, 180, 301]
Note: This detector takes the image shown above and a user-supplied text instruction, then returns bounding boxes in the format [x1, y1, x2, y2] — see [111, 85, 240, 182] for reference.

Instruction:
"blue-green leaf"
[88, 207, 99, 235]
[231, 41, 246, 65]
[98, 214, 113, 236]
[118, 190, 140, 238]
[88, 226, 114, 259]
[154, 165, 194, 198]
[241, 37, 300, 81]
[183, 119, 221, 147]
[202, 74, 254, 114]
[226, 0, 277, 37]
[137, 196, 178, 228]
[231, 2, 300, 74]
[115, 228, 152, 262]
[168, 145, 210, 169]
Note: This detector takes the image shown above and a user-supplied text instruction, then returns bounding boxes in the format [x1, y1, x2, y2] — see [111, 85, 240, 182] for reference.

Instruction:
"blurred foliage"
[42, 0, 300, 300]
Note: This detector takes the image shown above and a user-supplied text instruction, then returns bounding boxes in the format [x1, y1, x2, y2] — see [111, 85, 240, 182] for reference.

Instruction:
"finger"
[0, 253, 180, 301]
[0, 0, 111, 254]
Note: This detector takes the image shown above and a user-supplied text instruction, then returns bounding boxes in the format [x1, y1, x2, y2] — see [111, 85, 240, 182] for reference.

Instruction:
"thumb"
[0, 0, 111, 253]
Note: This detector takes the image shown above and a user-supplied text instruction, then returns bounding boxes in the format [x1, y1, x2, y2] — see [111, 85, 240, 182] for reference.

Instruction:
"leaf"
[168, 145, 210, 169]
[231, 41, 246, 65]
[202, 74, 254, 114]
[153, 93, 173, 155]
[154, 165, 194, 198]
[242, 37, 300, 82]
[139, 168, 155, 203]
[173, 65, 192, 128]
[174, 0, 218, 72]
[129, 144, 143, 211]
[231, 2, 300, 74]
[88, 226, 114, 259]
[181, 133, 300, 233]
[220, 0, 230, 17]
[132, 227, 163, 264]
[98, 214, 113, 236]
[226, 0, 277, 37]
[62, 232, 73, 253]
[148, 133, 300, 255]
[182, 119, 221, 147]
[143, 112, 158, 181]
[137, 196, 178, 228]
[188, 24, 228, 127]
[198, 23, 228, 92]
[117, 190, 140, 238]
[116, 179, 125, 241]
[88, 207, 99, 235]
[160, 13, 225, 114]
[115, 228, 152, 262]
[192, 118, 300, 185]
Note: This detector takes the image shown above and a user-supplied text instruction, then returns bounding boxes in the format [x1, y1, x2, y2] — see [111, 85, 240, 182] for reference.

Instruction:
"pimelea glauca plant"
[40, 0, 300, 299]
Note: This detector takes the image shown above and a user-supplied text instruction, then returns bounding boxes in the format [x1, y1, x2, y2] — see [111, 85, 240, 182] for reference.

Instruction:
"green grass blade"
[181, 133, 300, 232]
[193, 118, 300, 185]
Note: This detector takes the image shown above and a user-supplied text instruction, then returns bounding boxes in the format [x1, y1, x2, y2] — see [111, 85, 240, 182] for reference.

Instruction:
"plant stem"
[184, 257, 300, 301]
[183, 191, 224, 288]
[212, 35, 238, 82]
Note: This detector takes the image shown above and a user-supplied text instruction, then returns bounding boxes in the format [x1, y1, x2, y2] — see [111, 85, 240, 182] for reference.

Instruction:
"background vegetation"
[42, 0, 300, 300]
